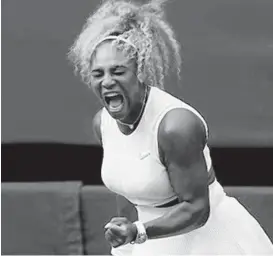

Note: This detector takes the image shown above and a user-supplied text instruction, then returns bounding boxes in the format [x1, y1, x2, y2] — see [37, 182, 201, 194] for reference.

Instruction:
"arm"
[103, 108, 210, 246]
[110, 195, 138, 255]
[95, 109, 137, 252]
[92, 109, 103, 145]
[144, 108, 210, 239]
[93, 109, 138, 222]
[93, 109, 137, 220]
[116, 195, 138, 222]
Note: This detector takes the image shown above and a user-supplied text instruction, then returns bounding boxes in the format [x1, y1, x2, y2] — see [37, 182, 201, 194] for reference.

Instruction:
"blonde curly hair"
[68, 0, 182, 89]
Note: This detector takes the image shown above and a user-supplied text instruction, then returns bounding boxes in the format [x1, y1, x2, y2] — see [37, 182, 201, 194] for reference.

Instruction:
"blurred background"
[2, 0, 273, 185]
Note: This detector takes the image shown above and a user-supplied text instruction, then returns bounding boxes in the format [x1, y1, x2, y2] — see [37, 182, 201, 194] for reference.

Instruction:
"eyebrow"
[91, 65, 127, 72]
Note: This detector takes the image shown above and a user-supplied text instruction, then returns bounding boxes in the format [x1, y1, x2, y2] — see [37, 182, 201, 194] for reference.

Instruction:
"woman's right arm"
[116, 194, 138, 222]
[92, 110, 137, 255]
[112, 195, 138, 256]
[92, 109, 103, 145]
[92, 109, 138, 221]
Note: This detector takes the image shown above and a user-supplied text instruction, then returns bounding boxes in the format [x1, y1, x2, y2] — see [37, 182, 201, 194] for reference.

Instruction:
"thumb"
[104, 222, 121, 231]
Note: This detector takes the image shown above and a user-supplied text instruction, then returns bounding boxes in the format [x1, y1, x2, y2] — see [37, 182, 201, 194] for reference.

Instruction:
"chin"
[106, 106, 126, 121]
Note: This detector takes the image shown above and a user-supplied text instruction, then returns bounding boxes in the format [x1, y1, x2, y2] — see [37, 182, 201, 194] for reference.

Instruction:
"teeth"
[105, 92, 119, 97]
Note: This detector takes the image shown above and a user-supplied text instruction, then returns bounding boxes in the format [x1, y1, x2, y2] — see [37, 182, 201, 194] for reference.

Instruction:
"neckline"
[116, 86, 153, 137]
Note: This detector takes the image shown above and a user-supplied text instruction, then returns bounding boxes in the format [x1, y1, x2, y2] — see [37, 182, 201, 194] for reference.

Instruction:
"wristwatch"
[131, 221, 148, 244]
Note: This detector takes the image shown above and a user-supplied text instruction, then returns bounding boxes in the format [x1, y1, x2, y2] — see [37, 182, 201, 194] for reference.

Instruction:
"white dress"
[100, 87, 273, 255]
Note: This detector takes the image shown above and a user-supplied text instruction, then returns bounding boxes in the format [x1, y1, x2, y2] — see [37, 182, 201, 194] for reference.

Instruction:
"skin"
[93, 109, 138, 247]
[91, 40, 145, 247]
[90, 40, 147, 133]
[144, 108, 211, 238]
[92, 41, 215, 248]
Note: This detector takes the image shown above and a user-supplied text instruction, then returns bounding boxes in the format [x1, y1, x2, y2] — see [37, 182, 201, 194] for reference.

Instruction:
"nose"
[101, 74, 115, 88]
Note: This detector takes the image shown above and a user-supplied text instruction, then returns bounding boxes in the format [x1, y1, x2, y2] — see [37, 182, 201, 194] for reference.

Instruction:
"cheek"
[90, 81, 102, 99]
[123, 73, 139, 90]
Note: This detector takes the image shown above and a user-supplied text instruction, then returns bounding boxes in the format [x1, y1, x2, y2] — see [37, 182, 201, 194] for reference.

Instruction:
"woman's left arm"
[104, 108, 211, 246]
[144, 108, 210, 239]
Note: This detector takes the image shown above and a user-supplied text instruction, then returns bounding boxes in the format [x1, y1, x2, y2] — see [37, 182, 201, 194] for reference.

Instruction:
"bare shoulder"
[158, 108, 207, 164]
[92, 108, 103, 145]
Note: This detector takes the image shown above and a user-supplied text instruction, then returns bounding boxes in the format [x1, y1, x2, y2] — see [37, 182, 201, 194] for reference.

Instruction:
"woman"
[68, 0, 273, 255]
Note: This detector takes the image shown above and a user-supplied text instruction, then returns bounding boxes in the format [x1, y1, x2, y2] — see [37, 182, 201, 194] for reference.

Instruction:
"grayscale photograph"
[2, 0, 273, 255]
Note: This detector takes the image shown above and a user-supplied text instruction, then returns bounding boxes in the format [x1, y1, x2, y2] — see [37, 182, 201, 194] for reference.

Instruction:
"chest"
[101, 134, 175, 203]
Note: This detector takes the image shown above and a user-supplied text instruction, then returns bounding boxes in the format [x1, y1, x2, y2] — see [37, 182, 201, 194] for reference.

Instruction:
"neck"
[117, 86, 149, 129]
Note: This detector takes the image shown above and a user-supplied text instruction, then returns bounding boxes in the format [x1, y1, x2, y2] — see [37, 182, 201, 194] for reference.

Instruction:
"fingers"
[104, 217, 131, 247]
[110, 217, 128, 225]
[104, 218, 127, 234]
[105, 223, 125, 236]
[105, 226, 124, 248]
[104, 217, 129, 232]
[104, 222, 115, 230]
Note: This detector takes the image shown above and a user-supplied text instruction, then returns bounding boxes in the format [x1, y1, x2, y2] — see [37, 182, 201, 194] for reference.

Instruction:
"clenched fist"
[104, 217, 137, 248]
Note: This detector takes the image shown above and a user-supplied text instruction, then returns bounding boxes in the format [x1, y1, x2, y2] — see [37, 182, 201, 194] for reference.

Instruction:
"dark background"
[2, 0, 273, 185]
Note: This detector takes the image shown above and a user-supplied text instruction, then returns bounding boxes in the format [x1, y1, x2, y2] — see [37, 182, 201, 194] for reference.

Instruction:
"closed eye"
[112, 65, 127, 76]
[91, 71, 103, 78]
[113, 71, 125, 76]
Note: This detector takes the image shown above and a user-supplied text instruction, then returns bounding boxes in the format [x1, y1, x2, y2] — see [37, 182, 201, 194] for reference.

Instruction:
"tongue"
[109, 95, 123, 108]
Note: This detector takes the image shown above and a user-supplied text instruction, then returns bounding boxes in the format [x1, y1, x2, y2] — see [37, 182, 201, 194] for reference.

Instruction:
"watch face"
[136, 232, 148, 244]
[133, 221, 148, 244]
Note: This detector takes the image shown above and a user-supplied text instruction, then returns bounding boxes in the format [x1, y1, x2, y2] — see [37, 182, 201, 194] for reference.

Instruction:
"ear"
[138, 72, 145, 83]
[137, 64, 147, 83]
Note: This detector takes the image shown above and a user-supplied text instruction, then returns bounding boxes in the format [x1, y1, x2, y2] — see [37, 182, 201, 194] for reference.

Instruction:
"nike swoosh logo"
[139, 152, 151, 160]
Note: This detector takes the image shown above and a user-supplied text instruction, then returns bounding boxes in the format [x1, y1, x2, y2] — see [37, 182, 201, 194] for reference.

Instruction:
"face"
[90, 41, 144, 122]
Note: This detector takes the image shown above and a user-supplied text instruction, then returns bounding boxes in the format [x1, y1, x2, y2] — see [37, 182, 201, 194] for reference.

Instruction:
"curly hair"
[68, 0, 182, 89]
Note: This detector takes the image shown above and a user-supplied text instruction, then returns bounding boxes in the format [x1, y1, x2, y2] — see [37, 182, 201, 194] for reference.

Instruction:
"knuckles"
[111, 217, 128, 223]
[104, 217, 134, 247]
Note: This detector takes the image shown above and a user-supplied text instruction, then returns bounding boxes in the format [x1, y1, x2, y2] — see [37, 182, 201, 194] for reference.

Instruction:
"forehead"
[91, 41, 134, 69]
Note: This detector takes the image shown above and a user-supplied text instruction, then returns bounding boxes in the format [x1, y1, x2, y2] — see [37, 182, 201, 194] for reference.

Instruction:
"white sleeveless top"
[101, 87, 212, 207]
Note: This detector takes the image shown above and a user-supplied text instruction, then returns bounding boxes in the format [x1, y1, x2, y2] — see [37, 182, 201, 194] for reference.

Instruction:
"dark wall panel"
[2, 143, 273, 186]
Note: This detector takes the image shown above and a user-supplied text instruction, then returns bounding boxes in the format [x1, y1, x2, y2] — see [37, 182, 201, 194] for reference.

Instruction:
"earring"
[138, 72, 145, 83]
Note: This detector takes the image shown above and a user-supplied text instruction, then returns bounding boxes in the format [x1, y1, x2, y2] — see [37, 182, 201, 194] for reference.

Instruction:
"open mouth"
[104, 92, 124, 112]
